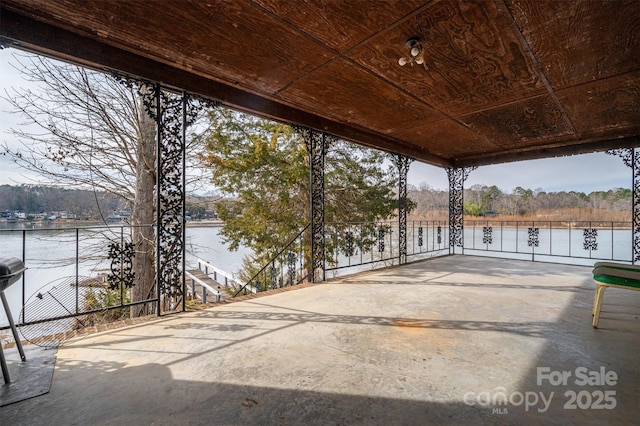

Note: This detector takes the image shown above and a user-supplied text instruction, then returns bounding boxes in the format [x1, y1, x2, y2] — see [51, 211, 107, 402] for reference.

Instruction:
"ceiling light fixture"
[398, 37, 427, 70]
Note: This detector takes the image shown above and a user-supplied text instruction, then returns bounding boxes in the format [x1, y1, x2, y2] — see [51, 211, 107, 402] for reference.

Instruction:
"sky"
[0, 48, 632, 195]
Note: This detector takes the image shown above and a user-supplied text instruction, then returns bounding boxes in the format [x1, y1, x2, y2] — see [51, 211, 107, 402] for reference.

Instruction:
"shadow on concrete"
[339, 276, 591, 293]
[313, 256, 640, 424]
[510, 278, 640, 425]
[191, 308, 557, 338]
[0, 359, 510, 426]
[1, 256, 638, 425]
[0, 345, 57, 407]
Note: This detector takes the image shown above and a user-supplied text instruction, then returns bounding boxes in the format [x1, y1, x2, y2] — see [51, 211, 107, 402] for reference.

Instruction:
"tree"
[407, 183, 448, 219]
[2, 53, 206, 316]
[463, 201, 481, 216]
[198, 108, 400, 278]
[481, 185, 502, 213]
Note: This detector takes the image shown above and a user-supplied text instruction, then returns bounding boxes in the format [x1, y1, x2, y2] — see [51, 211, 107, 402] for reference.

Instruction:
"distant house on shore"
[107, 210, 131, 223]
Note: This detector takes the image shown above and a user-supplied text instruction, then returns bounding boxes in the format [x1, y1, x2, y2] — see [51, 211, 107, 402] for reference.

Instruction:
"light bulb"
[410, 47, 420, 57]
[398, 57, 408, 66]
[415, 57, 424, 65]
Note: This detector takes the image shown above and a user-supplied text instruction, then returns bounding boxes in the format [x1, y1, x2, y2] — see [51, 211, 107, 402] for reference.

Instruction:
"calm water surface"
[0, 223, 249, 325]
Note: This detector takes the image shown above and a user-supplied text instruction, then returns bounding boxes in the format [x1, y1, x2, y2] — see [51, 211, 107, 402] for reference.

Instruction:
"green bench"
[592, 262, 640, 328]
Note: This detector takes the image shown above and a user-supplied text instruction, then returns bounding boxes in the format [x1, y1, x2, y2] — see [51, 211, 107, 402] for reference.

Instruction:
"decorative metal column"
[607, 147, 640, 263]
[120, 76, 215, 314]
[392, 154, 413, 264]
[152, 87, 186, 313]
[446, 166, 476, 254]
[300, 128, 331, 282]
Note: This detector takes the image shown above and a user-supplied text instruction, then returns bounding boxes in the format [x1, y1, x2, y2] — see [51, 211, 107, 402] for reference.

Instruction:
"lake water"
[461, 223, 632, 265]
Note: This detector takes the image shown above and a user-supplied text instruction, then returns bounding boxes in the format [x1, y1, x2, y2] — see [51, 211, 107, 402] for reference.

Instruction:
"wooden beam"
[455, 136, 640, 167]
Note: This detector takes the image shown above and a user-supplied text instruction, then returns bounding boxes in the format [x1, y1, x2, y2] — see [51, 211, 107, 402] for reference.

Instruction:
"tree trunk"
[130, 95, 157, 317]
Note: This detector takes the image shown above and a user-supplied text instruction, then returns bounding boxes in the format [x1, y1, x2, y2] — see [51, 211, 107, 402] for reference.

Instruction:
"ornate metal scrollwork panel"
[287, 251, 297, 285]
[418, 227, 424, 247]
[607, 147, 640, 263]
[299, 128, 333, 282]
[447, 167, 476, 251]
[483, 226, 493, 245]
[344, 231, 355, 257]
[107, 241, 136, 290]
[378, 227, 386, 252]
[156, 92, 216, 303]
[583, 228, 598, 251]
[114, 72, 218, 311]
[391, 154, 413, 263]
[155, 88, 188, 301]
[527, 227, 540, 247]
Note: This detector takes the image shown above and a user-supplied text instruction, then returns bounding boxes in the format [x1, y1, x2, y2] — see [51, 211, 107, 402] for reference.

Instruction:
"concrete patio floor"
[1, 255, 638, 425]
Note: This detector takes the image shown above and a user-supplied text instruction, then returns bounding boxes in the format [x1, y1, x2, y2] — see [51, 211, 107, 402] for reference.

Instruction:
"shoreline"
[0, 219, 225, 230]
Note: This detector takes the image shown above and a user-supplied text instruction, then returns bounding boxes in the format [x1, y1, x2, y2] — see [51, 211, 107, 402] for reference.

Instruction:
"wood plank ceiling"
[1, 0, 639, 168]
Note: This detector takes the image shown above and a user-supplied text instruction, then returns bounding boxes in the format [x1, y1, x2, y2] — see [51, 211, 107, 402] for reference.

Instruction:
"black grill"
[0, 256, 27, 383]
[0, 257, 26, 291]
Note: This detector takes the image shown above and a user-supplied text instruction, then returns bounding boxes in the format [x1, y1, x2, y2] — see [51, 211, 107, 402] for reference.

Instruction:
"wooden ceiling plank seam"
[336, 56, 506, 154]
[452, 89, 576, 119]
[252, 3, 459, 146]
[459, 93, 579, 151]
[247, 0, 489, 147]
[334, 2, 526, 153]
[551, 67, 640, 96]
[504, 1, 640, 90]
[259, 0, 452, 119]
[5, 0, 340, 96]
[390, 117, 506, 151]
[244, 0, 343, 96]
[258, 0, 438, 99]
[338, 1, 436, 57]
[278, 55, 510, 161]
[556, 68, 640, 139]
[499, 0, 578, 136]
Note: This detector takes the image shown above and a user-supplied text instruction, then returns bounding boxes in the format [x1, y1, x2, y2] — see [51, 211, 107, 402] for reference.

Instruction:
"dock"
[185, 259, 246, 303]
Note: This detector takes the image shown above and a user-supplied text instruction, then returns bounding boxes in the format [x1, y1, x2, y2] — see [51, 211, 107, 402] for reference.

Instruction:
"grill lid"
[0, 257, 27, 290]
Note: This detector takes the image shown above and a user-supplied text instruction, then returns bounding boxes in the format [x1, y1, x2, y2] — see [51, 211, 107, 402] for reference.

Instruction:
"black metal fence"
[463, 220, 633, 265]
[2, 219, 634, 344]
[325, 220, 450, 276]
[0, 224, 159, 346]
[234, 225, 309, 296]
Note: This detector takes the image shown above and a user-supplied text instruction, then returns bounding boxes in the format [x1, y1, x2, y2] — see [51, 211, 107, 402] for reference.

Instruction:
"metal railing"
[325, 220, 450, 274]
[0, 224, 159, 345]
[185, 270, 221, 303]
[2, 219, 633, 342]
[233, 225, 310, 296]
[463, 220, 633, 265]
